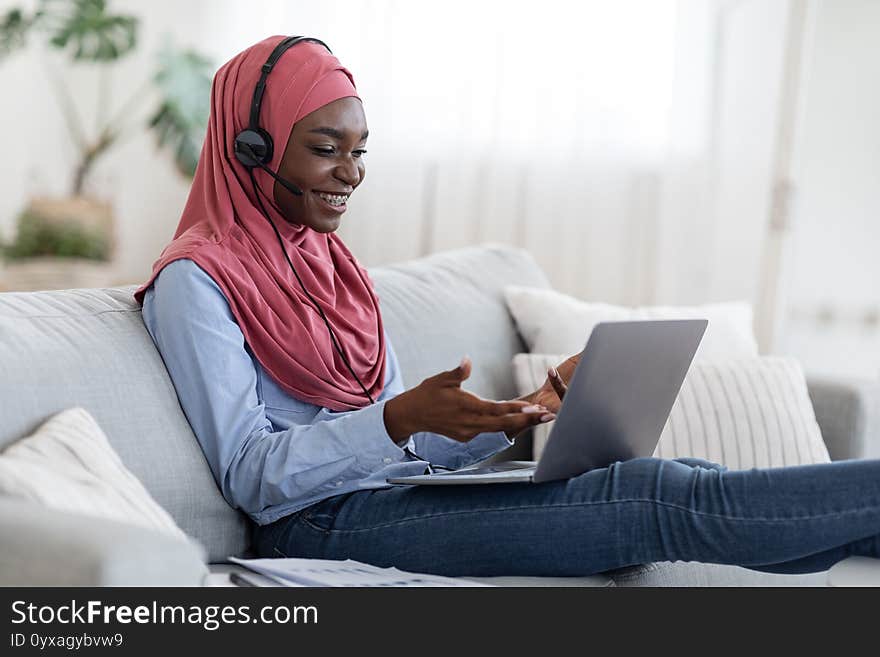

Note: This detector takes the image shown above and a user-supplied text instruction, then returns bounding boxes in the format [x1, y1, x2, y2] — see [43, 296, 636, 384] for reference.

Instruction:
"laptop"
[387, 319, 707, 485]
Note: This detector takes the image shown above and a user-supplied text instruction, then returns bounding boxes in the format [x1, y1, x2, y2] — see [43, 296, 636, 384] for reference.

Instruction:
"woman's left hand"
[527, 353, 580, 414]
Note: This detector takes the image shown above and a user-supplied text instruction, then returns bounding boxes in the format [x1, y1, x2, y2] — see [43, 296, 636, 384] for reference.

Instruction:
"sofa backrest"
[0, 285, 253, 561]
[369, 244, 551, 400]
[0, 243, 551, 561]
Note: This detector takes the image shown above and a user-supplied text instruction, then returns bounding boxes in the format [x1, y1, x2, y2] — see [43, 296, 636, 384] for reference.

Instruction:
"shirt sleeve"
[141, 259, 405, 518]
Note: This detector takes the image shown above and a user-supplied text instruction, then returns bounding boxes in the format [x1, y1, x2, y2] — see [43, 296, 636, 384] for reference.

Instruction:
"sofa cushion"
[0, 285, 251, 562]
[515, 353, 831, 468]
[503, 285, 758, 361]
[0, 406, 188, 541]
[0, 497, 208, 586]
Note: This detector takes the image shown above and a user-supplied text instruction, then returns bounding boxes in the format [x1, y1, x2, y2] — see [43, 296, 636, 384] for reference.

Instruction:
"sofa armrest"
[0, 496, 209, 586]
[807, 376, 879, 461]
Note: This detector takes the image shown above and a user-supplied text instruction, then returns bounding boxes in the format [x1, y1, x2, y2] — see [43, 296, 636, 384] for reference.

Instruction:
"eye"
[311, 147, 368, 158]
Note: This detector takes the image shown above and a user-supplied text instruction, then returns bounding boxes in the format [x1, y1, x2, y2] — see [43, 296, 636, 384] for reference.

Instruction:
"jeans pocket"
[298, 493, 355, 533]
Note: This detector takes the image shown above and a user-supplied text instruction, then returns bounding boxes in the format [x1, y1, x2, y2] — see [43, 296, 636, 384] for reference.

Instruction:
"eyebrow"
[308, 126, 369, 141]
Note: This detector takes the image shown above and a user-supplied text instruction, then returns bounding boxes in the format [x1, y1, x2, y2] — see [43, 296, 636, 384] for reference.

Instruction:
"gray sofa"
[1, 243, 877, 586]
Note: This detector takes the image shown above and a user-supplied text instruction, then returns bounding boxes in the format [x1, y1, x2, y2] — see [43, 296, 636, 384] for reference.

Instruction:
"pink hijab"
[134, 35, 386, 411]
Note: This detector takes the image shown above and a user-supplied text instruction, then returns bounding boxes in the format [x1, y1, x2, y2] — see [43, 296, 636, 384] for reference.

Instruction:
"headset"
[234, 36, 375, 405]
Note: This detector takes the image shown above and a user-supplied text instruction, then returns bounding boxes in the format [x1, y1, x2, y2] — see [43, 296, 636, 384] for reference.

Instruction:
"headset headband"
[248, 36, 332, 131]
[234, 36, 332, 169]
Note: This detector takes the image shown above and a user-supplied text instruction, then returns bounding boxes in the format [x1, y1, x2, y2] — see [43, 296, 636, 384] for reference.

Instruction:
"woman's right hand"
[383, 356, 556, 443]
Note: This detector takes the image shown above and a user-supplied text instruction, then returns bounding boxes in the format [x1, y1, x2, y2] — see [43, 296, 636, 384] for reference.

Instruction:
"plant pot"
[0, 257, 116, 292]
[0, 195, 118, 291]
[24, 195, 116, 254]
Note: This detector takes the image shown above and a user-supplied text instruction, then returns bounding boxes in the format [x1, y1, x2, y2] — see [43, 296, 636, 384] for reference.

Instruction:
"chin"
[316, 217, 342, 232]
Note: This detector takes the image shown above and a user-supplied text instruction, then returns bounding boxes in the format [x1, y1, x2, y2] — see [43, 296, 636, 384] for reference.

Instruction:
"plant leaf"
[149, 39, 213, 178]
[0, 7, 42, 59]
[42, 0, 137, 62]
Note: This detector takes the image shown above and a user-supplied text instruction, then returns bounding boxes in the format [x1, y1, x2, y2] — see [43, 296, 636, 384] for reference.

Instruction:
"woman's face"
[273, 96, 368, 233]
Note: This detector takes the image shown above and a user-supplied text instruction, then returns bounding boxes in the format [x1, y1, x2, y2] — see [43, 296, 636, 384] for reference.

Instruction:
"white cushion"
[514, 353, 830, 468]
[503, 285, 758, 361]
[0, 407, 188, 541]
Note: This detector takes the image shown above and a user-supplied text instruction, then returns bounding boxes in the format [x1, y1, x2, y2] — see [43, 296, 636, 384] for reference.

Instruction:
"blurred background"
[0, 0, 877, 382]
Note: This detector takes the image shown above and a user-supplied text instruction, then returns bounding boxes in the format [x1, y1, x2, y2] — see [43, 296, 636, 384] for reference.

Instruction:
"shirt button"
[383, 457, 392, 464]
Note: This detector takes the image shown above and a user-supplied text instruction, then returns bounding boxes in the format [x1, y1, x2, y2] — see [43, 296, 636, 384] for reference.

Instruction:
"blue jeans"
[252, 457, 880, 577]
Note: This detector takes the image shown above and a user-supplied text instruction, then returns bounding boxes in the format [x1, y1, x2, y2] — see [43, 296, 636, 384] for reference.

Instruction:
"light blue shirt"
[141, 258, 512, 525]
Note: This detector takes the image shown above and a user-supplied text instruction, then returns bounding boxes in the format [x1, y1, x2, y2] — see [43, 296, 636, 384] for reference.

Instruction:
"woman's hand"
[526, 353, 580, 414]
[384, 357, 556, 443]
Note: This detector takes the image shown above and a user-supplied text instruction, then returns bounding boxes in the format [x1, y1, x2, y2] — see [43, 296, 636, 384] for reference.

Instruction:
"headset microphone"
[235, 141, 304, 197]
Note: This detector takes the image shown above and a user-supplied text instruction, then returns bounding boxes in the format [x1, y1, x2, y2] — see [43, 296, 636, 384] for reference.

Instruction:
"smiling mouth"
[314, 191, 349, 214]
[315, 191, 349, 206]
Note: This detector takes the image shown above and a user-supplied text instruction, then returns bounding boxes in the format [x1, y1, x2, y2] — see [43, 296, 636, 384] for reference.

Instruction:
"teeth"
[318, 192, 348, 206]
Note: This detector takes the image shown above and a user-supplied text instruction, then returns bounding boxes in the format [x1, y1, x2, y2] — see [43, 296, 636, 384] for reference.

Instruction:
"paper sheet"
[229, 557, 493, 587]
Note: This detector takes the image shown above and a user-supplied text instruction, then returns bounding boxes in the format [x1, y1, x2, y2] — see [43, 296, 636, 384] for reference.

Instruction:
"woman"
[136, 36, 880, 578]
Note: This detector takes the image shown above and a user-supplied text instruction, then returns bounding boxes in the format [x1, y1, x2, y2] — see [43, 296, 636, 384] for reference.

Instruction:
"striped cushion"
[514, 354, 830, 469]
[0, 407, 189, 540]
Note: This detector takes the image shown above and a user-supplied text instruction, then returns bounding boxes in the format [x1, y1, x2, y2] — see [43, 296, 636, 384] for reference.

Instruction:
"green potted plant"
[0, 202, 114, 290]
[0, 0, 213, 291]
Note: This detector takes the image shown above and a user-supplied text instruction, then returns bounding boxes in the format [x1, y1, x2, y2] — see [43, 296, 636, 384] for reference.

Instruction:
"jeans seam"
[268, 510, 309, 555]
[303, 498, 880, 534]
[300, 514, 336, 534]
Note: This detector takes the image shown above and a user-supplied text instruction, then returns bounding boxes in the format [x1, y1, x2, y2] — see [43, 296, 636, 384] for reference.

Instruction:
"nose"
[334, 156, 361, 187]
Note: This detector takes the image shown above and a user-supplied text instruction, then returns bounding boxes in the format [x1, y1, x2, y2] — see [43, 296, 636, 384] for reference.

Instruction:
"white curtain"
[18, 0, 790, 314]
[229, 0, 782, 313]
[194, 0, 879, 376]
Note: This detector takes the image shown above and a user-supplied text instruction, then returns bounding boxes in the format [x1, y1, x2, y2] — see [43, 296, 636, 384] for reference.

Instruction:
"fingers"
[448, 408, 555, 442]
[473, 403, 556, 433]
[484, 400, 545, 416]
[449, 386, 535, 416]
[436, 355, 471, 385]
[498, 409, 556, 436]
[449, 394, 554, 437]
[548, 366, 568, 399]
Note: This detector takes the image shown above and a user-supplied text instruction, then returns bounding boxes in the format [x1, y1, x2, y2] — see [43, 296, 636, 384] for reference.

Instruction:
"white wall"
[777, 0, 880, 379]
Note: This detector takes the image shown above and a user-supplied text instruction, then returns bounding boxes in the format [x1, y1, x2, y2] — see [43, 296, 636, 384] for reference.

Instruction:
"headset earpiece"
[233, 35, 331, 170]
[234, 128, 274, 168]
